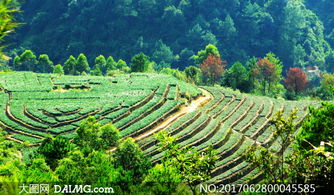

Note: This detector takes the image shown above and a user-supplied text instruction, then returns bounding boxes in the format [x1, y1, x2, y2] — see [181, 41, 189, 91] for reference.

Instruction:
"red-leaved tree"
[200, 54, 226, 84]
[252, 57, 275, 94]
[284, 67, 307, 93]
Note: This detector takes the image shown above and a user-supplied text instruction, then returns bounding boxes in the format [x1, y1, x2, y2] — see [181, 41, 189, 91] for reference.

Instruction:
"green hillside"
[0, 72, 319, 185]
[0, 72, 201, 143]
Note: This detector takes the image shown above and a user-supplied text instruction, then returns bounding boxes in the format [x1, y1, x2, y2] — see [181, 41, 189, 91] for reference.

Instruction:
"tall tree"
[284, 67, 308, 93]
[200, 54, 226, 84]
[184, 66, 202, 84]
[63, 55, 76, 75]
[106, 56, 117, 71]
[131, 52, 154, 72]
[53, 64, 64, 75]
[252, 53, 284, 96]
[94, 55, 107, 74]
[193, 44, 220, 66]
[222, 62, 250, 92]
[38, 54, 53, 73]
[14, 50, 38, 71]
[76, 53, 90, 75]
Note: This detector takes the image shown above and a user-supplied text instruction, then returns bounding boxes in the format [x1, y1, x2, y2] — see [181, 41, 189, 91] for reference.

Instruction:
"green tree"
[98, 124, 120, 150]
[91, 66, 103, 76]
[245, 109, 298, 184]
[37, 136, 73, 170]
[152, 40, 175, 70]
[131, 52, 154, 72]
[76, 53, 90, 75]
[298, 103, 334, 150]
[94, 55, 107, 74]
[14, 50, 38, 71]
[116, 59, 130, 73]
[53, 64, 64, 75]
[112, 137, 150, 188]
[222, 62, 250, 92]
[143, 164, 182, 194]
[156, 131, 218, 194]
[0, 0, 20, 58]
[193, 44, 220, 66]
[106, 56, 117, 71]
[252, 53, 284, 96]
[184, 65, 202, 84]
[63, 55, 76, 75]
[38, 54, 53, 73]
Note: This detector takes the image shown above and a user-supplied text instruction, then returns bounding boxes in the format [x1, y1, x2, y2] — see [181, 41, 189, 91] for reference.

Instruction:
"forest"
[0, 0, 334, 194]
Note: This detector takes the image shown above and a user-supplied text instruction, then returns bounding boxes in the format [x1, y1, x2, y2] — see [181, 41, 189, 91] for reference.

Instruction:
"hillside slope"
[0, 71, 201, 143]
[0, 72, 319, 184]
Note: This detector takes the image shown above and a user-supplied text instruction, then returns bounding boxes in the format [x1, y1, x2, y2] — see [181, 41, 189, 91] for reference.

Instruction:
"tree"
[106, 56, 117, 71]
[143, 164, 182, 194]
[298, 103, 334, 150]
[155, 131, 218, 194]
[193, 44, 220, 66]
[131, 52, 154, 72]
[184, 66, 202, 84]
[222, 62, 250, 92]
[94, 55, 107, 74]
[38, 54, 53, 73]
[320, 73, 334, 96]
[284, 67, 308, 93]
[245, 109, 298, 184]
[63, 55, 76, 75]
[112, 137, 150, 190]
[37, 136, 73, 169]
[0, 0, 20, 58]
[98, 124, 120, 150]
[74, 116, 120, 152]
[116, 59, 130, 73]
[53, 64, 64, 75]
[252, 53, 284, 96]
[14, 50, 38, 71]
[200, 54, 226, 84]
[90, 66, 103, 76]
[152, 40, 175, 70]
[76, 53, 90, 75]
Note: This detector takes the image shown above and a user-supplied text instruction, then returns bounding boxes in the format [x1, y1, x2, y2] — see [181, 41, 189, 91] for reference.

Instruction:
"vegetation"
[1, 0, 334, 193]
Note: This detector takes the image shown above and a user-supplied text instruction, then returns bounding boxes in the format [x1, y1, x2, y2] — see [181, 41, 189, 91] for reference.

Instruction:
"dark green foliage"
[76, 53, 90, 75]
[184, 65, 202, 84]
[222, 62, 250, 92]
[298, 103, 334, 150]
[37, 136, 73, 169]
[38, 54, 53, 73]
[130, 52, 154, 72]
[12, 0, 334, 72]
[63, 55, 76, 75]
[13, 50, 38, 71]
[74, 116, 120, 151]
[155, 131, 218, 194]
[53, 64, 64, 75]
[112, 137, 150, 188]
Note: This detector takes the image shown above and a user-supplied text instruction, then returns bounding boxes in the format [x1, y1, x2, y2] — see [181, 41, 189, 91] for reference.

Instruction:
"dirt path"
[107, 88, 212, 153]
[134, 88, 212, 141]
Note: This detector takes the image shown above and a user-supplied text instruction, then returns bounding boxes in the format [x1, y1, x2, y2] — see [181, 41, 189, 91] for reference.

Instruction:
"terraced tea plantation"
[138, 86, 319, 185]
[0, 72, 201, 144]
[0, 71, 318, 185]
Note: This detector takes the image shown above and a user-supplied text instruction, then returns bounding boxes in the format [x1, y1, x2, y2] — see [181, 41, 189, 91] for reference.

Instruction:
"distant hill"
[10, 0, 334, 71]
